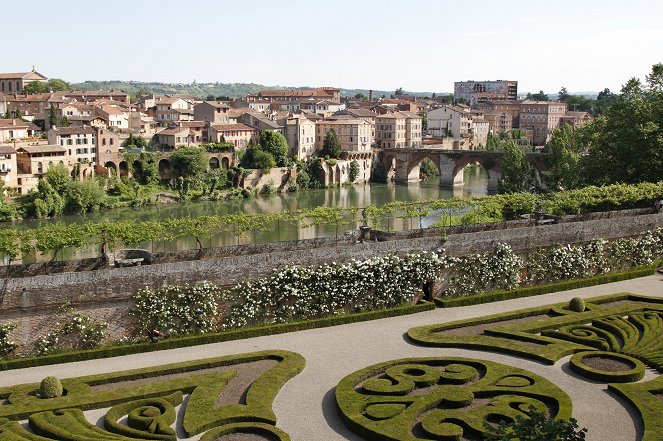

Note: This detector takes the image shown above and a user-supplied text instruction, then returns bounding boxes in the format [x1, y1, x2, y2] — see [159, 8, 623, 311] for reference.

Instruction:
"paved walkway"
[2, 275, 661, 441]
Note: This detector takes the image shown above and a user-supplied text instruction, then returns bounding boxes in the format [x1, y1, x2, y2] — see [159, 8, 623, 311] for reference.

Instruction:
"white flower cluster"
[0, 322, 18, 357]
[220, 251, 446, 330]
[442, 243, 523, 297]
[36, 313, 107, 355]
[608, 228, 663, 269]
[132, 281, 222, 336]
[526, 240, 608, 284]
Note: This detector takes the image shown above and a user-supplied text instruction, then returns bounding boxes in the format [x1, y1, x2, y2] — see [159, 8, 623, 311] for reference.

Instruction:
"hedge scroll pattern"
[0, 350, 304, 440]
[335, 357, 572, 441]
[408, 293, 663, 368]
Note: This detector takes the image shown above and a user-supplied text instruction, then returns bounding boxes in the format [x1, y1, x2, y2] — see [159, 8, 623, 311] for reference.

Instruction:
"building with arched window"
[0, 70, 48, 94]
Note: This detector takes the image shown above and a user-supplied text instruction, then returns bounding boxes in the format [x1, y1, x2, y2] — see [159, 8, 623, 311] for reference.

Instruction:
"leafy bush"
[349, 160, 360, 182]
[39, 376, 63, 399]
[484, 406, 587, 441]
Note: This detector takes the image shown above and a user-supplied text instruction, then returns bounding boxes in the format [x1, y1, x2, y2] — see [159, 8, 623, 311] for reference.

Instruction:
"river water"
[15, 168, 489, 261]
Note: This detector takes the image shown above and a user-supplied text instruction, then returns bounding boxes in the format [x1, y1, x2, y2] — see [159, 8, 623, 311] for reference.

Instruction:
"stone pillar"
[439, 155, 463, 188]
[393, 154, 412, 183]
[487, 168, 502, 192]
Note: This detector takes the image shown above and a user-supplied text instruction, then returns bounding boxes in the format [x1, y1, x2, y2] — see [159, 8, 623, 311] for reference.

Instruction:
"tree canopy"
[259, 131, 289, 166]
[320, 129, 341, 159]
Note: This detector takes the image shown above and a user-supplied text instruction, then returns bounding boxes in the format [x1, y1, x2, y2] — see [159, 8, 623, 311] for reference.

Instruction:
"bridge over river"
[379, 147, 545, 191]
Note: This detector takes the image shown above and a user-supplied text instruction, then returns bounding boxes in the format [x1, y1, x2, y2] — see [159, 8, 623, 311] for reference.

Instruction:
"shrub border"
[435, 265, 657, 308]
[569, 351, 646, 383]
[408, 293, 663, 365]
[0, 302, 434, 372]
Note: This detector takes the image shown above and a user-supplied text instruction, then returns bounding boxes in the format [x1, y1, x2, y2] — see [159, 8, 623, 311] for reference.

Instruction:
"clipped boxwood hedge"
[436, 266, 657, 308]
[0, 301, 434, 372]
[570, 351, 646, 383]
[609, 375, 663, 441]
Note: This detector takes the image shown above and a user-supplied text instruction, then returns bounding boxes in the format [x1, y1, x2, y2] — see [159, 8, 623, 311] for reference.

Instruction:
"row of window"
[68, 148, 96, 155]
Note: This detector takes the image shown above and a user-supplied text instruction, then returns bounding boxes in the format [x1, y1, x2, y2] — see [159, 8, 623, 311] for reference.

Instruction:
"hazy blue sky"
[6, 0, 663, 93]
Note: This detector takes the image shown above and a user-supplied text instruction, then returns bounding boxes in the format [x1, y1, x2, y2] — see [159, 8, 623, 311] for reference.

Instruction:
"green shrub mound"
[569, 297, 586, 312]
[38, 377, 62, 400]
[0, 350, 303, 440]
[570, 351, 645, 383]
[610, 375, 663, 441]
[410, 293, 663, 367]
[335, 357, 573, 441]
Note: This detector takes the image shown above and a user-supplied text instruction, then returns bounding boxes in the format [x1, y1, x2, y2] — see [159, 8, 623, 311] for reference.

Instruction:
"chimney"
[369, 90, 373, 102]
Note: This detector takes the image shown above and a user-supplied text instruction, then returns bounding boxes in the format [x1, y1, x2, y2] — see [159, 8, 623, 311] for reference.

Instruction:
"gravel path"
[1, 274, 661, 441]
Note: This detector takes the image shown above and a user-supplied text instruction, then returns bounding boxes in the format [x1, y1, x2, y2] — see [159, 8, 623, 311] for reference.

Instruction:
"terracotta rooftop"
[52, 126, 96, 135]
[0, 145, 16, 154]
[18, 144, 66, 154]
[210, 123, 255, 131]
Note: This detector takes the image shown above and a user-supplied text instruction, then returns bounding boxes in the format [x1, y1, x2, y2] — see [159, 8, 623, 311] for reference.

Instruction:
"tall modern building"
[454, 80, 518, 105]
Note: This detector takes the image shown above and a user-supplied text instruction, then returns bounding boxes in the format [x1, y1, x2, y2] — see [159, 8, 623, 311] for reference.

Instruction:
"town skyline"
[6, 0, 663, 94]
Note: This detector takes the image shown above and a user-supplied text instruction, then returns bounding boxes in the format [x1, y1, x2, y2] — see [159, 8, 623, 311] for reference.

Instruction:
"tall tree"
[259, 131, 289, 166]
[394, 87, 404, 96]
[320, 129, 341, 159]
[543, 125, 583, 190]
[558, 87, 570, 102]
[170, 147, 208, 181]
[498, 141, 537, 194]
[49, 105, 58, 128]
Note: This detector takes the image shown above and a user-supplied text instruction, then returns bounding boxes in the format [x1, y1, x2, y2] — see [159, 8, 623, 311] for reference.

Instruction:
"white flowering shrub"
[132, 281, 222, 336]
[607, 227, 663, 269]
[36, 312, 108, 356]
[526, 240, 609, 284]
[0, 323, 18, 357]
[442, 243, 523, 297]
[220, 251, 446, 330]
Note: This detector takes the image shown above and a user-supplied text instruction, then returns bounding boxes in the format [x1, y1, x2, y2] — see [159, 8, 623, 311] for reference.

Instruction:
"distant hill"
[70, 80, 447, 100]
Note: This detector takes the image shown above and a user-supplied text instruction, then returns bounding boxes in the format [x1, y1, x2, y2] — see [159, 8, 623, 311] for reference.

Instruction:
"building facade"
[454, 80, 518, 105]
[519, 100, 568, 145]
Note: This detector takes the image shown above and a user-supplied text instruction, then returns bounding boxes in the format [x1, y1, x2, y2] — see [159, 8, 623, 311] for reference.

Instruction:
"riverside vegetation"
[0, 180, 660, 263]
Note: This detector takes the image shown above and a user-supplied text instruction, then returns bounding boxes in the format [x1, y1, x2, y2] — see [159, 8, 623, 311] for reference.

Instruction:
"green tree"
[125, 133, 148, 149]
[23, 82, 46, 94]
[259, 131, 289, 166]
[485, 407, 587, 441]
[498, 141, 536, 194]
[543, 125, 583, 190]
[46, 79, 70, 92]
[252, 149, 276, 170]
[394, 87, 404, 96]
[349, 160, 360, 182]
[579, 63, 663, 185]
[529, 90, 549, 101]
[354, 93, 367, 100]
[320, 129, 341, 159]
[49, 105, 58, 128]
[65, 179, 107, 214]
[59, 115, 70, 127]
[170, 147, 208, 181]
[33, 179, 65, 219]
[558, 86, 570, 102]
[45, 164, 72, 193]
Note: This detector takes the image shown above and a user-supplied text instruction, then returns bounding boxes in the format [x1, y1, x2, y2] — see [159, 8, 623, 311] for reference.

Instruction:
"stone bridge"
[379, 148, 545, 191]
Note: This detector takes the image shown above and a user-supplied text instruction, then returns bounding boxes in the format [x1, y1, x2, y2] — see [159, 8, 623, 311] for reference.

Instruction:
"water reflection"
[12, 168, 489, 261]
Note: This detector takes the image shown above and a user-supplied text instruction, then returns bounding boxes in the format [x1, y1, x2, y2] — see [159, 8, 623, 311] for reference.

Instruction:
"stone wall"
[1, 209, 661, 348]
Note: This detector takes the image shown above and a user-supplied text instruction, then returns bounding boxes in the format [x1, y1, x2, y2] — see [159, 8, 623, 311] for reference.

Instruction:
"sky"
[5, 0, 663, 94]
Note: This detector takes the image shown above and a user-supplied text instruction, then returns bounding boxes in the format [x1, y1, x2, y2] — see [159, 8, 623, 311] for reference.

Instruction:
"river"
[14, 167, 489, 261]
